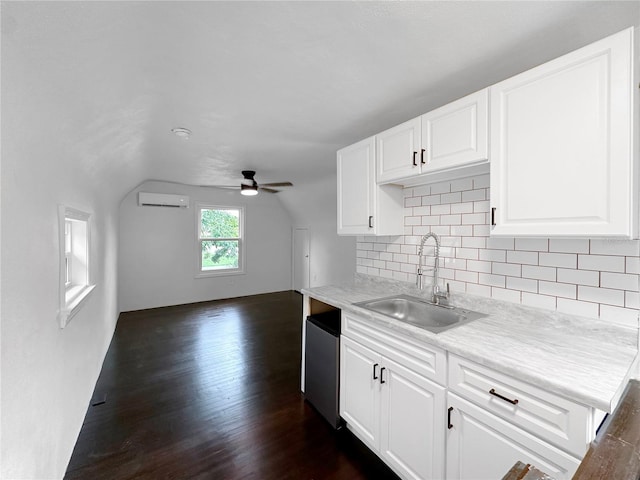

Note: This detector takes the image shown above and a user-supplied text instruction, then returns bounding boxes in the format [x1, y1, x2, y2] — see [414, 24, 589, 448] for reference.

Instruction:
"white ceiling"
[3, 1, 639, 202]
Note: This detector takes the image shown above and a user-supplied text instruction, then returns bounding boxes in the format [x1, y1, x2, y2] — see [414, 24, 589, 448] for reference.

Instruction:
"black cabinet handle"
[421, 148, 426, 164]
[447, 406, 454, 429]
[372, 363, 379, 380]
[491, 207, 496, 226]
[380, 367, 386, 384]
[412, 151, 418, 166]
[368, 216, 373, 228]
[489, 388, 519, 405]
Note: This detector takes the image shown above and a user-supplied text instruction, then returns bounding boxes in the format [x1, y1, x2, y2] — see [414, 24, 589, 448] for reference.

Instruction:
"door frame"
[291, 226, 310, 292]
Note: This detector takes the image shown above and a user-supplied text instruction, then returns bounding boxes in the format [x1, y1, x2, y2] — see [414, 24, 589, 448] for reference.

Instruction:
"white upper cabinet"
[337, 137, 404, 236]
[377, 117, 422, 183]
[490, 27, 636, 238]
[422, 89, 489, 172]
[377, 89, 489, 185]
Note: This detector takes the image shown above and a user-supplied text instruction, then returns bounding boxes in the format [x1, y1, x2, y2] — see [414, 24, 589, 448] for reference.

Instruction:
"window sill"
[195, 269, 245, 279]
[59, 284, 96, 328]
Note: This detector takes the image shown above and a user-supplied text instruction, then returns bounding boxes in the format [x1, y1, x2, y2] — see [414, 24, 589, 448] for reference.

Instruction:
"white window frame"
[195, 204, 245, 278]
[58, 205, 95, 328]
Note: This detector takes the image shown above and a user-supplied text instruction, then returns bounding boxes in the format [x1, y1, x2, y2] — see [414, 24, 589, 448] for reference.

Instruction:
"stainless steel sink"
[354, 294, 486, 334]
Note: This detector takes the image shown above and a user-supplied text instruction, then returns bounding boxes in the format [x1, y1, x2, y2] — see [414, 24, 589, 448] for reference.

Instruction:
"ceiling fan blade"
[203, 185, 240, 189]
[259, 187, 280, 194]
[260, 182, 293, 187]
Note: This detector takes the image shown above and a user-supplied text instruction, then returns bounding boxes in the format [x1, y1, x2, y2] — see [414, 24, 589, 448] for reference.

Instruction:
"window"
[197, 205, 244, 276]
[58, 206, 95, 328]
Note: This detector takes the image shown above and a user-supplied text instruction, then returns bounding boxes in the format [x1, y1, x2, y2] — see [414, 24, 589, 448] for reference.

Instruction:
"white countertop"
[302, 275, 639, 413]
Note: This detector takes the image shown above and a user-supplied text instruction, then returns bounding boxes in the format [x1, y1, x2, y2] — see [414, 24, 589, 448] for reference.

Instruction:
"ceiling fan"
[211, 170, 293, 196]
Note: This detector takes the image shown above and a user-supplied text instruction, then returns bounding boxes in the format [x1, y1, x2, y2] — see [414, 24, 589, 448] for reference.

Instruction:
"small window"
[59, 206, 95, 328]
[196, 205, 244, 276]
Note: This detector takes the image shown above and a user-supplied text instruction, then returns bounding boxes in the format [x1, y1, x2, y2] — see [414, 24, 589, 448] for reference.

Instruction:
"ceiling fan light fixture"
[240, 183, 258, 196]
[171, 127, 192, 139]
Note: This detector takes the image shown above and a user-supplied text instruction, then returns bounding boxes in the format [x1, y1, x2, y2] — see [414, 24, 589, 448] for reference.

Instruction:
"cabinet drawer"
[342, 312, 447, 385]
[448, 354, 592, 457]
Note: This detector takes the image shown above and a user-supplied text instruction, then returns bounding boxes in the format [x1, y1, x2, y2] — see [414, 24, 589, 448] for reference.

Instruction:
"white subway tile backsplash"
[451, 225, 473, 236]
[462, 189, 486, 202]
[625, 291, 639, 309]
[600, 272, 638, 291]
[522, 265, 556, 281]
[578, 254, 625, 273]
[441, 214, 462, 225]
[590, 239, 640, 256]
[431, 204, 451, 215]
[539, 281, 576, 299]
[492, 262, 521, 277]
[456, 247, 479, 260]
[474, 174, 490, 189]
[441, 192, 462, 204]
[461, 213, 486, 225]
[462, 237, 486, 249]
[405, 196, 421, 207]
[474, 224, 491, 237]
[466, 260, 492, 273]
[413, 205, 431, 216]
[556, 268, 598, 287]
[557, 298, 599, 318]
[599, 305, 639, 328]
[479, 273, 506, 288]
[451, 178, 474, 192]
[479, 249, 506, 262]
[492, 287, 521, 303]
[626, 257, 640, 274]
[549, 238, 590, 254]
[431, 182, 451, 194]
[455, 270, 479, 283]
[486, 237, 515, 250]
[452, 202, 474, 214]
[577, 286, 625, 307]
[539, 252, 577, 269]
[413, 185, 431, 197]
[356, 174, 638, 326]
[507, 250, 539, 266]
[421, 195, 441, 206]
[515, 238, 549, 252]
[467, 283, 491, 297]
[522, 292, 557, 310]
[506, 276, 538, 293]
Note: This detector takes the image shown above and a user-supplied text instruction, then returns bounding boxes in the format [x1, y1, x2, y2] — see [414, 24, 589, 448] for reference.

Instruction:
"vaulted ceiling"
[3, 1, 638, 209]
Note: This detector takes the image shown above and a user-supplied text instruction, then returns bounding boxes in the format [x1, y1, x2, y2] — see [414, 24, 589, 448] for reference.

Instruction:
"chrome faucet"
[416, 232, 449, 305]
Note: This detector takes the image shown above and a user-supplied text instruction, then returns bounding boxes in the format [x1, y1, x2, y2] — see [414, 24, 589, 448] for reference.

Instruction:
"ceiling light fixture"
[240, 183, 259, 196]
[171, 127, 192, 139]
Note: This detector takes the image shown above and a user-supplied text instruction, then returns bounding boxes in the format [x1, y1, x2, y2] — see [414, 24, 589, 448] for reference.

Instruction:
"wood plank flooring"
[65, 291, 399, 480]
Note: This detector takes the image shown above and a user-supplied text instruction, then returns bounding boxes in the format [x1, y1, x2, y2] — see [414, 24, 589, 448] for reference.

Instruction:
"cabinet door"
[490, 28, 634, 237]
[380, 356, 446, 480]
[446, 394, 580, 480]
[337, 137, 375, 235]
[340, 336, 381, 450]
[377, 117, 422, 183]
[422, 89, 488, 172]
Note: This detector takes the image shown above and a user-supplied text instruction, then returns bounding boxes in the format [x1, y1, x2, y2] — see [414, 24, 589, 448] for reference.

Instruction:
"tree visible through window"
[198, 206, 243, 273]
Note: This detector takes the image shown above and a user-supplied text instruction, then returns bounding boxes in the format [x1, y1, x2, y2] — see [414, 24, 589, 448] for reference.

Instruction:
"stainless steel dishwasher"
[304, 310, 341, 429]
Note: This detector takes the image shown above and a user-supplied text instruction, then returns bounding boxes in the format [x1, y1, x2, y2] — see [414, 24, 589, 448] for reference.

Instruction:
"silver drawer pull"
[489, 388, 519, 405]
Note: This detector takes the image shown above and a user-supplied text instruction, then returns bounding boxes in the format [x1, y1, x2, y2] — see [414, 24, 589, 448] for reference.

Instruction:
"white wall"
[1, 111, 123, 479]
[278, 175, 356, 288]
[118, 181, 294, 311]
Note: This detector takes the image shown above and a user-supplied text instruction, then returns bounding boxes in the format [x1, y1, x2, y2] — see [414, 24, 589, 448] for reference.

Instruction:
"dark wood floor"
[65, 291, 399, 480]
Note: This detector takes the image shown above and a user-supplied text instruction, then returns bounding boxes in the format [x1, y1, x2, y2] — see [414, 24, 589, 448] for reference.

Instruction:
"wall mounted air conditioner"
[138, 192, 190, 208]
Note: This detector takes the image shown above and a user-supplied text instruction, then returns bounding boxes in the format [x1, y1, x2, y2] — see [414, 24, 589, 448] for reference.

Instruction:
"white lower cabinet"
[338, 315, 597, 480]
[446, 393, 581, 480]
[340, 335, 446, 480]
